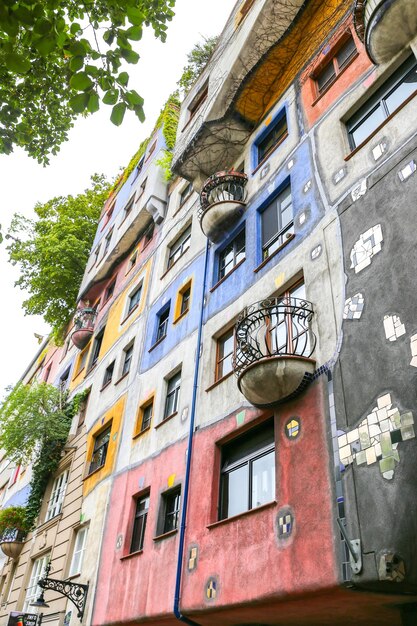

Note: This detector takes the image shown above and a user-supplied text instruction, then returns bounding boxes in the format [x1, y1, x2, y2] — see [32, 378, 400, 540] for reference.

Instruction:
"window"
[158, 487, 181, 535]
[138, 177, 147, 199]
[145, 140, 156, 162]
[155, 306, 170, 343]
[314, 35, 357, 95]
[102, 202, 115, 229]
[261, 184, 293, 260]
[132, 157, 144, 182]
[44, 363, 51, 382]
[124, 197, 134, 219]
[175, 281, 192, 321]
[179, 182, 192, 206]
[104, 278, 116, 303]
[59, 368, 70, 392]
[93, 245, 101, 266]
[45, 470, 69, 521]
[218, 228, 245, 281]
[102, 361, 114, 388]
[180, 287, 191, 316]
[164, 370, 181, 419]
[347, 55, 417, 149]
[187, 81, 208, 123]
[130, 493, 149, 552]
[167, 226, 191, 269]
[121, 343, 134, 377]
[143, 222, 154, 248]
[216, 329, 234, 381]
[89, 327, 105, 370]
[236, 0, 255, 25]
[127, 284, 142, 314]
[103, 227, 113, 257]
[137, 399, 153, 434]
[89, 425, 111, 474]
[220, 420, 275, 520]
[76, 389, 90, 434]
[256, 111, 288, 165]
[76, 347, 88, 376]
[69, 527, 88, 577]
[128, 252, 137, 272]
[267, 282, 310, 354]
[23, 554, 50, 612]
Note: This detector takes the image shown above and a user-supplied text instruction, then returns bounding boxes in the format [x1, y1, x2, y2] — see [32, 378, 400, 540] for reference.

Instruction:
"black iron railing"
[198, 170, 248, 222]
[0, 528, 26, 543]
[233, 297, 316, 376]
[354, 0, 383, 41]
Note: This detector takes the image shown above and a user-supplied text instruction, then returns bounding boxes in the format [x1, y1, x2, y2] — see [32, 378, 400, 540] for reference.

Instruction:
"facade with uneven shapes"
[1, 0, 417, 625]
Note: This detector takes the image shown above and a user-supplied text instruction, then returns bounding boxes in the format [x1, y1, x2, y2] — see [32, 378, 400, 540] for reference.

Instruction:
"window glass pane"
[261, 200, 279, 248]
[251, 450, 275, 508]
[223, 465, 248, 518]
[164, 491, 181, 533]
[336, 37, 356, 70]
[350, 105, 385, 148]
[69, 527, 88, 576]
[257, 115, 287, 162]
[317, 61, 336, 92]
[385, 67, 417, 114]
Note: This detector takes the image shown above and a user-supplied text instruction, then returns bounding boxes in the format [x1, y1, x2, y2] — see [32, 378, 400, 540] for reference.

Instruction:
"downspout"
[174, 239, 210, 626]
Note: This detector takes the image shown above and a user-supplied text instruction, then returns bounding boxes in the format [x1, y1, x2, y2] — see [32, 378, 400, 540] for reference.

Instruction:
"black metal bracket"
[38, 577, 89, 620]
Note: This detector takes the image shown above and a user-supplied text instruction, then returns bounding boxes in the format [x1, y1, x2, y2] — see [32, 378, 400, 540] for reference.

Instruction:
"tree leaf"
[35, 36, 56, 57]
[69, 56, 84, 72]
[117, 72, 129, 86]
[110, 102, 126, 126]
[5, 53, 31, 74]
[125, 25, 142, 41]
[126, 7, 144, 25]
[70, 22, 82, 34]
[120, 48, 139, 64]
[69, 92, 89, 113]
[87, 92, 100, 113]
[126, 89, 144, 106]
[102, 88, 119, 105]
[69, 71, 93, 91]
[134, 104, 145, 122]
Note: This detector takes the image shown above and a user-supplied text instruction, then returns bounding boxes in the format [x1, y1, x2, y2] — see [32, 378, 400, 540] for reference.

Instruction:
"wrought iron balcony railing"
[198, 170, 248, 241]
[0, 528, 26, 543]
[71, 307, 97, 350]
[234, 296, 316, 377]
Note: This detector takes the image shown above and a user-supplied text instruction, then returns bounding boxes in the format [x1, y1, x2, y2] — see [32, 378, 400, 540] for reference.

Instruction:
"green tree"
[0, 0, 176, 164]
[177, 36, 218, 94]
[7, 174, 110, 342]
[0, 382, 72, 465]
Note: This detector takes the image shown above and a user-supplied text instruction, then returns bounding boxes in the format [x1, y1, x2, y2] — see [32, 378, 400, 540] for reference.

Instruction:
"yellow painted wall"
[83, 394, 126, 496]
[235, 0, 351, 124]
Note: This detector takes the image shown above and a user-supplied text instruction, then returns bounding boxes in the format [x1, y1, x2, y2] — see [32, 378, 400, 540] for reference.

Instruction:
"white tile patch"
[410, 333, 417, 367]
[343, 293, 364, 320]
[303, 180, 311, 193]
[372, 142, 387, 161]
[338, 393, 415, 480]
[299, 212, 306, 225]
[383, 315, 406, 341]
[334, 168, 346, 184]
[311, 244, 322, 260]
[287, 159, 294, 169]
[351, 178, 367, 201]
[398, 160, 417, 181]
[350, 224, 383, 273]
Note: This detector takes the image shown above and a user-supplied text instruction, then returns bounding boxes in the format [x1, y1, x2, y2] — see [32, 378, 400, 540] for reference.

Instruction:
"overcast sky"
[0, 0, 237, 398]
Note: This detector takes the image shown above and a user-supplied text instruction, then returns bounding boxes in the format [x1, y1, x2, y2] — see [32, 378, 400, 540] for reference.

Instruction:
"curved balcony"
[354, 0, 417, 64]
[234, 297, 316, 407]
[0, 529, 26, 559]
[198, 171, 248, 242]
[71, 307, 97, 350]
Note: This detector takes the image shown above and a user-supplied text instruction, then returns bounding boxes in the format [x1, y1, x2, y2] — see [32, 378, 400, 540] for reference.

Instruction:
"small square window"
[143, 222, 154, 248]
[121, 343, 134, 377]
[167, 226, 191, 269]
[158, 486, 181, 535]
[164, 369, 181, 420]
[102, 361, 115, 388]
[145, 140, 157, 162]
[216, 329, 234, 381]
[124, 197, 134, 219]
[103, 227, 114, 257]
[130, 493, 149, 553]
[174, 281, 192, 321]
[255, 111, 288, 166]
[187, 82, 208, 124]
[180, 287, 191, 316]
[93, 245, 101, 266]
[69, 526, 88, 577]
[137, 399, 153, 434]
[128, 253, 137, 272]
[260, 184, 293, 260]
[218, 228, 245, 282]
[138, 177, 147, 199]
[155, 306, 170, 344]
[59, 367, 70, 392]
[220, 419, 275, 520]
[104, 278, 116, 303]
[89, 327, 105, 370]
[128, 284, 142, 314]
[45, 470, 69, 521]
[89, 425, 111, 474]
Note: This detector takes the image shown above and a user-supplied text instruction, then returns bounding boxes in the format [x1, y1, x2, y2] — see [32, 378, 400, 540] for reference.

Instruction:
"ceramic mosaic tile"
[343, 293, 364, 320]
[378, 553, 406, 582]
[188, 546, 198, 571]
[372, 141, 387, 161]
[299, 211, 306, 225]
[287, 159, 294, 169]
[303, 180, 312, 193]
[398, 160, 417, 181]
[338, 393, 415, 479]
[278, 512, 293, 537]
[285, 418, 300, 440]
[311, 244, 322, 260]
[206, 578, 217, 600]
[350, 224, 383, 274]
[383, 314, 406, 341]
[333, 167, 346, 184]
[410, 334, 417, 367]
[351, 178, 367, 201]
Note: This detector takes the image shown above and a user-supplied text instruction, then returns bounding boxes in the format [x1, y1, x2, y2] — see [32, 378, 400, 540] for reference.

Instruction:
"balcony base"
[361, 0, 417, 64]
[0, 540, 25, 560]
[200, 200, 246, 243]
[237, 355, 316, 408]
[72, 327, 93, 350]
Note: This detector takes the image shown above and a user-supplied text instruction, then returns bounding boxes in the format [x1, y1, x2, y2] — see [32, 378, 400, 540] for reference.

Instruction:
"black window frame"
[347, 55, 417, 150]
[155, 306, 170, 344]
[139, 400, 153, 432]
[158, 486, 181, 535]
[180, 287, 191, 316]
[167, 226, 191, 269]
[215, 328, 234, 381]
[102, 361, 114, 388]
[103, 227, 114, 257]
[179, 182, 193, 207]
[219, 419, 275, 520]
[163, 370, 181, 420]
[89, 327, 105, 370]
[89, 425, 111, 474]
[128, 284, 142, 314]
[121, 343, 134, 377]
[217, 227, 246, 282]
[104, 278, 116, 303]
[130, 492, 150, 553]
[314, 33, 357, 95]
[260, 183, 294, 261]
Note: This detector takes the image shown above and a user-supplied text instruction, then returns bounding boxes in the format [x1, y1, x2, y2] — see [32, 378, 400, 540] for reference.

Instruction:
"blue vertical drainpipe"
[173, 238, 210, 626]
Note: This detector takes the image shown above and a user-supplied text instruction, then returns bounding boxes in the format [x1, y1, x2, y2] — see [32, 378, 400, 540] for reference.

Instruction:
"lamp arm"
[38, 577, 89, 620]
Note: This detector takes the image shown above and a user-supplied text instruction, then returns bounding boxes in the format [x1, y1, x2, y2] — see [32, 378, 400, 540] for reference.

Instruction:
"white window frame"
[68, 526, 88, 577]
[23, 554, 50, 612]
[45, 470, 69, 521]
